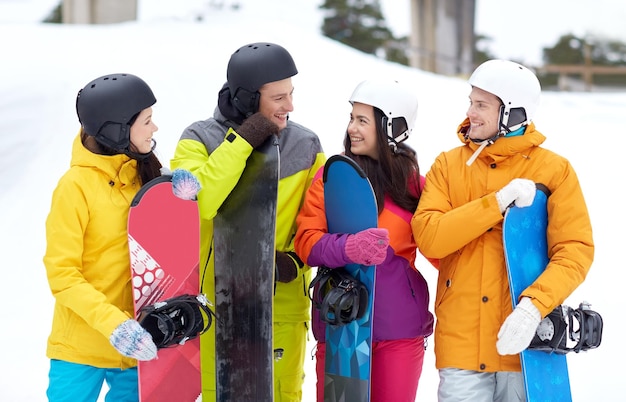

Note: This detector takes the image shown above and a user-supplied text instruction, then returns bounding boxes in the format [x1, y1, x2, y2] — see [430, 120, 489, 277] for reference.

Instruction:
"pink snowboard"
[128, 175, 200, 402]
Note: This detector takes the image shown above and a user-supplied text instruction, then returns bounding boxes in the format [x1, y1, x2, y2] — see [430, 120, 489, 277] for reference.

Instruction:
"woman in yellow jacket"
[170, 43, 325, 401]
[411, 60, 594, 401]
[44, 74, 162, 402]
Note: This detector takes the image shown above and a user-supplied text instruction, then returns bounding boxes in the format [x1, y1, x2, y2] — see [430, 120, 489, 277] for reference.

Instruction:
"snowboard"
[322, 154, 378, 402]
[503, 185, 572, 402]
[128, 174, 201, 402]
[213, 136, 280, 400]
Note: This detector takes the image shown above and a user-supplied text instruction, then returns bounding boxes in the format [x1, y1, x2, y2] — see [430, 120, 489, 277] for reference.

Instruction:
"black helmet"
[76, 73, 156, 152]
[226, 42, 298, 116]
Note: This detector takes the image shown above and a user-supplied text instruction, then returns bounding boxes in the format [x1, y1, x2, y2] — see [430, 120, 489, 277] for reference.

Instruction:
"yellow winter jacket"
[411, 119, 594, 373]
[44, 134, 141, 369]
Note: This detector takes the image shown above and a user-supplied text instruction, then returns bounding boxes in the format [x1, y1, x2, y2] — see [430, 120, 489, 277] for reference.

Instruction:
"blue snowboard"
[503, 187, 572, 402]
[322, 155, 378, 402]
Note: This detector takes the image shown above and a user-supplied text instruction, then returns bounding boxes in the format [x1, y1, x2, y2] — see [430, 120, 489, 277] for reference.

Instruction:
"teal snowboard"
[503, 185, 572, 402]
[322, 155, 378, 402]
[213, 136, 279, 400]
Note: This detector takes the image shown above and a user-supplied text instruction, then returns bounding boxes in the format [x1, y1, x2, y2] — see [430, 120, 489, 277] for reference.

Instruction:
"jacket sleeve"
[412, 154, 504, 259]
[43, 174, 130, 338]
[295, 167, 352, 268]
[171, 124, 253, 221]
[413, 174, 439, 268]
[522, 160, 594, 315]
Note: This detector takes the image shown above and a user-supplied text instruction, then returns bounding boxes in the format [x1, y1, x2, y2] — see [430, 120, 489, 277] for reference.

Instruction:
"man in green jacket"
[171, 42, 326, 401]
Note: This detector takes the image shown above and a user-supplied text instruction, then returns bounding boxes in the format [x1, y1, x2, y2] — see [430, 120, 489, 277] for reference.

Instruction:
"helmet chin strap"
[465, 123, 526, 166]
[125, 139, 157, 160]
[464, 124, 505, 167]
[384, 117, 409, 155]
[465, 107, 510, 166]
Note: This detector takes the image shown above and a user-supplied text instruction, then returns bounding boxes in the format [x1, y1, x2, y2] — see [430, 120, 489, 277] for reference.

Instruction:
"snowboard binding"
[138, 294, 216, 349]
[309, 266, 369, 326]
[529, 301, 603, 354]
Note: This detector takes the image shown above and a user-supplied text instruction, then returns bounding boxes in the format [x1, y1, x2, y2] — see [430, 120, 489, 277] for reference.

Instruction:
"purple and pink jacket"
[295, 167, 434, 343]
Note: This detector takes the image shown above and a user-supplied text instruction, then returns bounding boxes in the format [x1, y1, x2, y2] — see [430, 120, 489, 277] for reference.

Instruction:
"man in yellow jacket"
[412, 59, 594, 401]
[171, 42, 325, 401]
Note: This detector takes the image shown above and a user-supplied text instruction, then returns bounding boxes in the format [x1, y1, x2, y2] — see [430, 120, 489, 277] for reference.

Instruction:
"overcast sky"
[381, 0, 626, 66]
[3, 0, 626, 67]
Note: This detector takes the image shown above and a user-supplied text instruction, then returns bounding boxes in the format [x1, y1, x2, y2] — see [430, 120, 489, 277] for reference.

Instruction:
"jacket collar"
[456, 118, 546, 165]
[70, 133, 138, 186]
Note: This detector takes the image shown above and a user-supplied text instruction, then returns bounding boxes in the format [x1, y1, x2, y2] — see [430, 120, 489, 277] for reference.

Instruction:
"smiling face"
[347, 102, 379, 160]
[466, 86, 502, 141]
[258, 77, 294, 130]
[129, 107, 158, 154]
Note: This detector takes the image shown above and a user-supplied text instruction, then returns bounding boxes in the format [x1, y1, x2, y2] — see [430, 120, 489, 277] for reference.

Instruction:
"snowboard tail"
[322, 155, 378, 402]
[503, 186, 572, 402]
[128, 174, 201, 402]
[213, 137, 279, 400]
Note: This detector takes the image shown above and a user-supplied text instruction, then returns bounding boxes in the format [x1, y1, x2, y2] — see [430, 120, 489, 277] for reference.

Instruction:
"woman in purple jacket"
[295, 79, 435, 402]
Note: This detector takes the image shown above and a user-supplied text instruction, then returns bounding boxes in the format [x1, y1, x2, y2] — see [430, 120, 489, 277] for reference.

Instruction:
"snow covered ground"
[0, 1, 624, 401]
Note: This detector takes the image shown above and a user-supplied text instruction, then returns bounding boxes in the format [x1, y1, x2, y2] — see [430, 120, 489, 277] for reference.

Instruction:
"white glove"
[496, 178, 536, 213]
[496, 297, 541, 355]
[110, 319, 158, 361]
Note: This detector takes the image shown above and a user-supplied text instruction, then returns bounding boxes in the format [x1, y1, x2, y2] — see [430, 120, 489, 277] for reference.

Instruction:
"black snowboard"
[213, 136, 279, 400]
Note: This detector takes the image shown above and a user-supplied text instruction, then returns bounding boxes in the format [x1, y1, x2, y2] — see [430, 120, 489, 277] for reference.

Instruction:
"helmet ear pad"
[501, 106, 528, 129]
[231, 87, 260, 118]
[96, 122, 130, 150]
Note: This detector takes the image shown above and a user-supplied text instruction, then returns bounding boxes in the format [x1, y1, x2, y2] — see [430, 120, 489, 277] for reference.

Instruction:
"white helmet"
[349, 79, 418, 149]
[468, 59, 541, 134]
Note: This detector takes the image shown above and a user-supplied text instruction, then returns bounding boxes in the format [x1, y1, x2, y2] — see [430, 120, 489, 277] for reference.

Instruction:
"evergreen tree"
[320, 0, 398, 61]
[542, 34, 586, 65]
[474, 34, 495, 66]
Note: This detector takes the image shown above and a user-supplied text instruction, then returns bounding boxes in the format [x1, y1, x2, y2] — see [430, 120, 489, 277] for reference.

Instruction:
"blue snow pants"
[47, 359, 138, 402]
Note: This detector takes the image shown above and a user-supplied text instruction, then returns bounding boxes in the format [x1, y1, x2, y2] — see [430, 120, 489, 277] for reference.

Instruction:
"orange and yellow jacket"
[411, 119, 594, 373]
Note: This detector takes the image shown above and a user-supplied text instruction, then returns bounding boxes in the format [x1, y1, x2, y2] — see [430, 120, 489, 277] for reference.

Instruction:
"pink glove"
[344, 228, 390, 266]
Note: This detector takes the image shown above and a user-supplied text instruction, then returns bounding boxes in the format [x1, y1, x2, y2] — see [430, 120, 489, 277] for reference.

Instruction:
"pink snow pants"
[315, 337, 426, 402]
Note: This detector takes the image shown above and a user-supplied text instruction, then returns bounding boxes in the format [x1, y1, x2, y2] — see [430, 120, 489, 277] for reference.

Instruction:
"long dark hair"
[80, 129, 162, 186]
[343, 107, 421, 214]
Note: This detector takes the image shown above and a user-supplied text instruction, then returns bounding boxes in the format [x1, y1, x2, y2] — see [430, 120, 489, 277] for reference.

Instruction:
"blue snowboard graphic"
[503, 187, 572, 402]
[322, 155, 377, 402]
